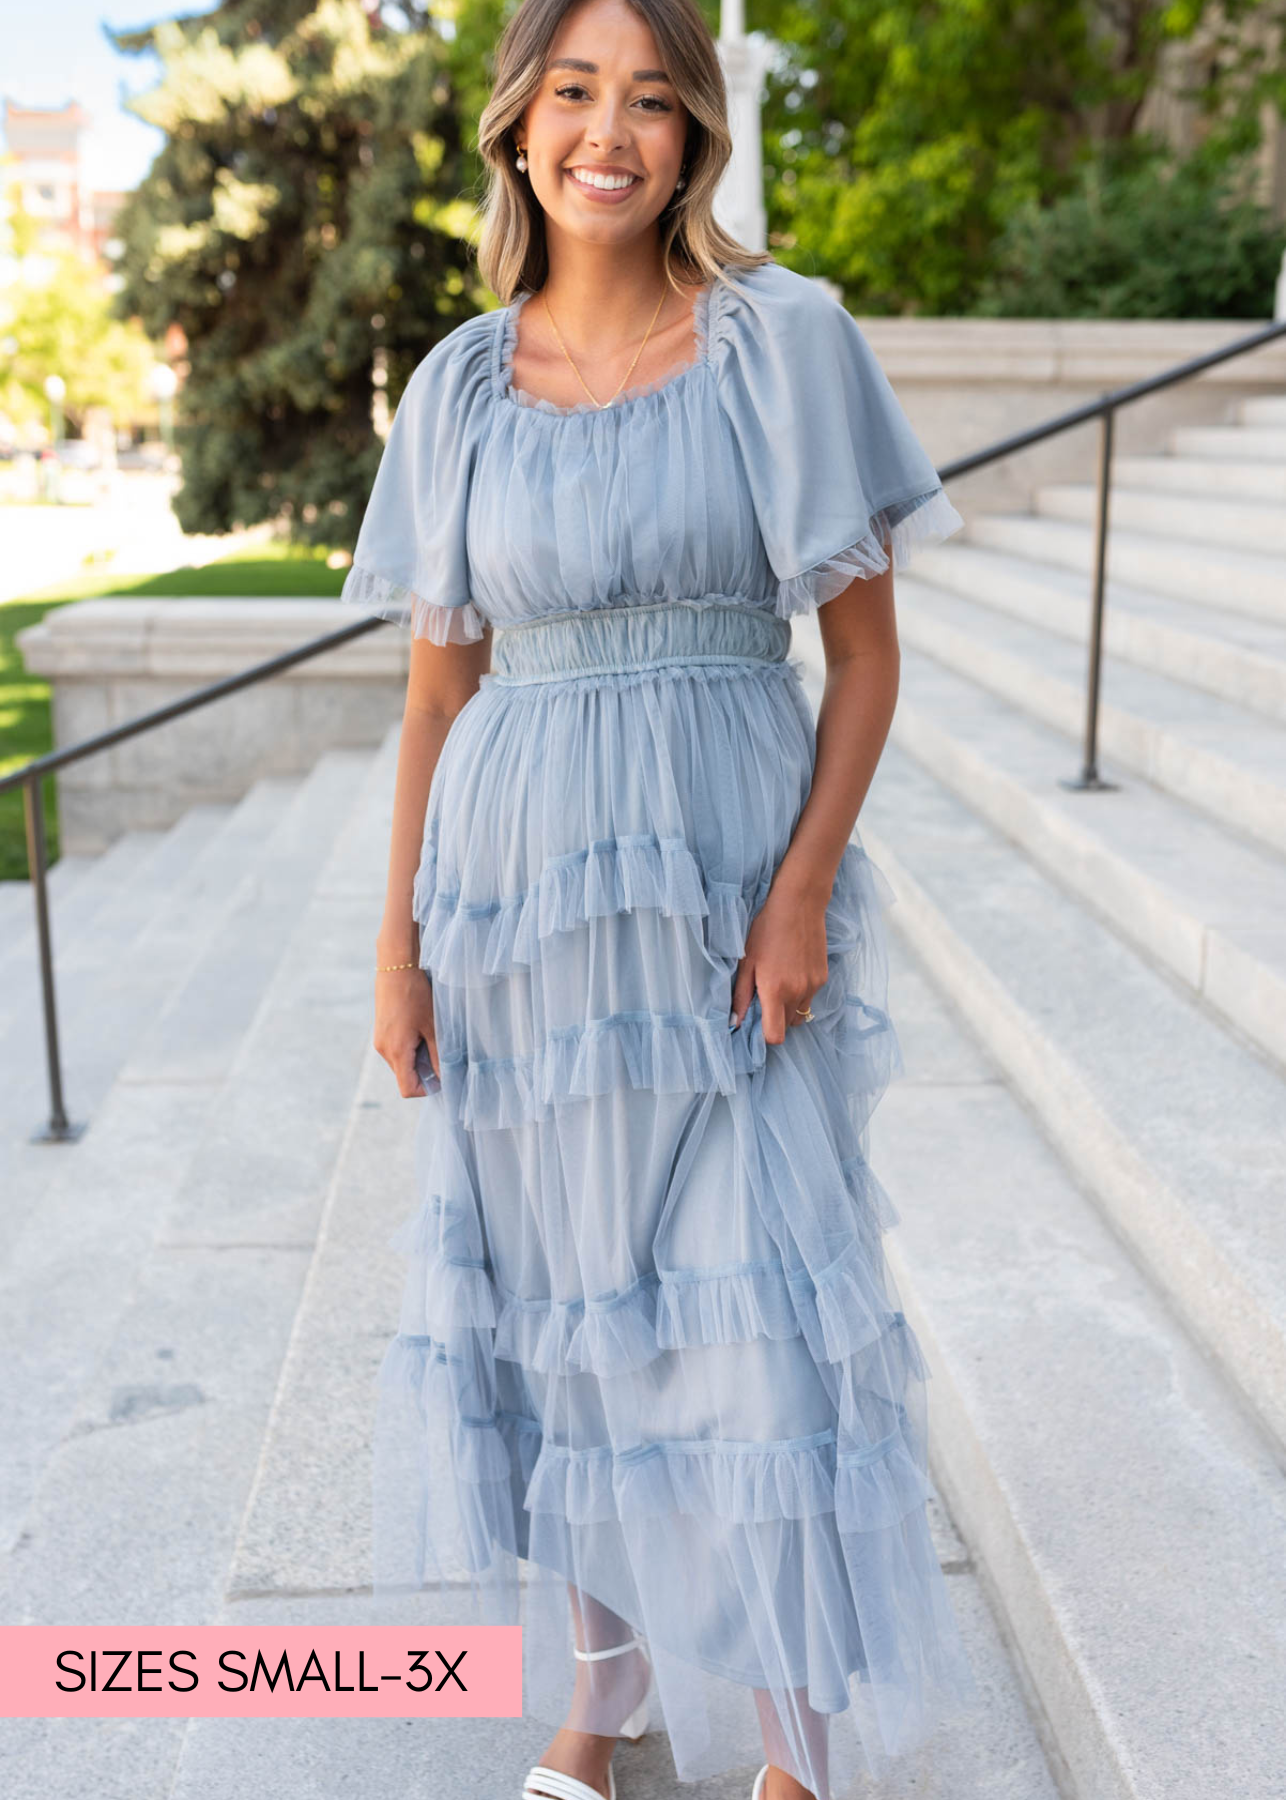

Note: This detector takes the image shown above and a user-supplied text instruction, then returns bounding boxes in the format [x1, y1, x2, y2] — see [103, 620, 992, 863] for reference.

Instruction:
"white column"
[714, 1, 775, 253]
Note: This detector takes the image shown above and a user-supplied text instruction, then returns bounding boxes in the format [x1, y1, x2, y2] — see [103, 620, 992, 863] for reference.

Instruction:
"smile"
[566, 168, 642, 195]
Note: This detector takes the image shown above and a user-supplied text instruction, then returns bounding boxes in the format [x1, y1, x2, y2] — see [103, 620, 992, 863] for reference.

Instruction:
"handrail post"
[1062, 396, 1120, 794]
[22, 775, 85, 1143]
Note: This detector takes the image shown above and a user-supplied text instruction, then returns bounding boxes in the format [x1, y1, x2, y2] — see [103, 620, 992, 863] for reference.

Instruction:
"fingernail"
[728, 1010, 739, 1030]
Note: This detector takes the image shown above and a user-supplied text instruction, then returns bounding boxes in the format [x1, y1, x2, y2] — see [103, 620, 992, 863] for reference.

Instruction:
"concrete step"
[1036, 481, 1286, 558]
[0, 787, 287, 1227]
[890, 644, 1286, 1068]
[966, 512, 1286, 625]
[0, 730, 393, 1631]
[909, 540, 1286, 724]
[856, 742, 1286, 1456]
[0, 852, 94, 924]
[1112, 452, 1286, 501]
[871, 932, 1286, 1800]
[0, 825, 177, 992]
[0, 743, 381, 1551]
[1170, 423, 1286, 461]
[0, 805, 237, 1142]
[1239, 394, 1286, 427]
[0, 855, 96, 1033]
[894, 573, 1286, 856]
[170, 1477, 1062, 1800]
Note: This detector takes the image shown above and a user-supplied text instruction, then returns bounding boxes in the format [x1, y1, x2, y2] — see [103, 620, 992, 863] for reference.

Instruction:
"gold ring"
[795, 1007, 815, 1021]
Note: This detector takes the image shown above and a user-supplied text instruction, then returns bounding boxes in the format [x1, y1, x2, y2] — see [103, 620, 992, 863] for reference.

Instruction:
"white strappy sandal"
[751, 1765, 770, 1799]
[521, 1636, 652, 1800]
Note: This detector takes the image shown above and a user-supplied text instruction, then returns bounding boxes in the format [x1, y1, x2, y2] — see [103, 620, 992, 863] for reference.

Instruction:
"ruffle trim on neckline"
[775, 488, 965, 618]
[340, 564, 488, 645]
[495, 280, 716, 417]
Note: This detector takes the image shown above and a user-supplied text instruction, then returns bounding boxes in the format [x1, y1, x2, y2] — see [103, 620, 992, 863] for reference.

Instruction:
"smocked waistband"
[488, 598, 790, 684]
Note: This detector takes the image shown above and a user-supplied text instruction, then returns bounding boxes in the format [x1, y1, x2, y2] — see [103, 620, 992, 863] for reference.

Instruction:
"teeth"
[570, 169, 639, 191]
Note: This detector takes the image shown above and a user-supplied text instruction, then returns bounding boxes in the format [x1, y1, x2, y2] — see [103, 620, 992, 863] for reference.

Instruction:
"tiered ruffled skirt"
[373, 598, 977, 1797]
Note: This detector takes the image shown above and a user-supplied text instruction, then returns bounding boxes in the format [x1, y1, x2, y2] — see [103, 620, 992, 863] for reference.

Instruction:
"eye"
[553, 83, 672, 112]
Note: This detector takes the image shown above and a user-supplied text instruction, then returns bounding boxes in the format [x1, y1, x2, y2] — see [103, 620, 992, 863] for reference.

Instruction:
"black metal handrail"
[7, 314, 1286, 1142]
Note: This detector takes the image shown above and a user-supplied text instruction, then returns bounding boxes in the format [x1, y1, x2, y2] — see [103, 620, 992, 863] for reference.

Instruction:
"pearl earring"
[515, 145, 528, 172]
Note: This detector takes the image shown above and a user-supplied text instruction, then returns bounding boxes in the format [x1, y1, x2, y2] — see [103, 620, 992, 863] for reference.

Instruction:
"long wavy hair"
[474, 0, 772, 305]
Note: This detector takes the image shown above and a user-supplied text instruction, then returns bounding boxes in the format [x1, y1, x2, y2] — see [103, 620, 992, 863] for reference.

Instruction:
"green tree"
[975, 135, 1286, 317]
[108, 0, 491, 549]
[0, 183, 155, 435]
[756, 0, 1286, 314]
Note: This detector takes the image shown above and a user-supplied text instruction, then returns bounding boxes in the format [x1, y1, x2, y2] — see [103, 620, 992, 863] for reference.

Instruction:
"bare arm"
[730, 554, 899, 1046]
[373, 624, 492, 1096]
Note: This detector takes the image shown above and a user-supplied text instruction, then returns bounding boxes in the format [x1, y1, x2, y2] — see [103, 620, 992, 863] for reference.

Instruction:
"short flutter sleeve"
[713, 261, 963, 618]
[340, 315, 493, 646]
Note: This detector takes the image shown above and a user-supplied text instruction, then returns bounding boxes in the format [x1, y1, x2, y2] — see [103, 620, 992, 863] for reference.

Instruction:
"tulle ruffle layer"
[409, 648, 904, 1142]
[381, 1333, 929, 1536]
[775, 487, 966, 619]
[387, 1143, 918, 1385]
[339, 563, 488, 645]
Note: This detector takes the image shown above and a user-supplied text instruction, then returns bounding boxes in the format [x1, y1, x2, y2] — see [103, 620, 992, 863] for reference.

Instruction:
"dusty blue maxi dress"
[342, 257, 979, 1798]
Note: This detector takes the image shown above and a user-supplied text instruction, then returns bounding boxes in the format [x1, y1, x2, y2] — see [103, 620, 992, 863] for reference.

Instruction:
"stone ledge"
[856, 314, 1286, 387]
[16, 597, 409, 680]
[16, 599, 409, 855]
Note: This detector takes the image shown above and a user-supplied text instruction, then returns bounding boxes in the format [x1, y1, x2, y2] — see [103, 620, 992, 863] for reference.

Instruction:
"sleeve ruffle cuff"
[340, 564, 488, 645]
[775, 486, 964, 619]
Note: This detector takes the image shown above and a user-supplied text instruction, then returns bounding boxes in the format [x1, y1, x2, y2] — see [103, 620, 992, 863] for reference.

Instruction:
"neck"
[535, 232, 683, 346]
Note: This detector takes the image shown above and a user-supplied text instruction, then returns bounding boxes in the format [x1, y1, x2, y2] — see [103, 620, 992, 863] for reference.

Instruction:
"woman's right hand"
[373, 966, 440, 1098]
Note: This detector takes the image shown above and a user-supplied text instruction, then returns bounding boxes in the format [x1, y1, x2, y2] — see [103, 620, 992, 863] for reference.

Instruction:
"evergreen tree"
[109, 0, 489, 548]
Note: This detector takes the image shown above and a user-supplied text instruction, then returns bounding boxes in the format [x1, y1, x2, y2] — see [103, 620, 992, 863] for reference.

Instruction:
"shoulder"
[712, 258, 853, 348]
[400, 306, 503, 411]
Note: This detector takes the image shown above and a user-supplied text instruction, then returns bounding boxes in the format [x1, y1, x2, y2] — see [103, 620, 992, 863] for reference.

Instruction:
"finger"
[393, 1041, 423, 1099]
[730, 959, 755, 1028]
[787, 992, 814, 1031]
[759, 987, 785, 1046]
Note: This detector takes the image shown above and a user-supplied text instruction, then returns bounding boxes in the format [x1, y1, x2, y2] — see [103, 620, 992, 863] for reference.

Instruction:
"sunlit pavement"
[1, 471, 273, 605]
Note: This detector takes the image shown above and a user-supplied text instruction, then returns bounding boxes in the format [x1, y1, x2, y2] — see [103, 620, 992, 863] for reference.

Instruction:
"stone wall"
[16, 600, 408, 854]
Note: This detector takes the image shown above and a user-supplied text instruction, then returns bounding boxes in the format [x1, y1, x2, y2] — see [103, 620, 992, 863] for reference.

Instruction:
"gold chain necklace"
[541, 283, 670, 410]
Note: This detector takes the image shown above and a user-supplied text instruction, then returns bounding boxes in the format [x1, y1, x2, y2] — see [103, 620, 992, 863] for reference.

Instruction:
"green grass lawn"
[1, 542, 346, 882]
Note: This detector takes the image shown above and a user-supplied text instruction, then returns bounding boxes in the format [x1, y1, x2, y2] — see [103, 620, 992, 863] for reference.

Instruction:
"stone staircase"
[795, 385, 1286, 1800]
[3, 387, 1284, 1799]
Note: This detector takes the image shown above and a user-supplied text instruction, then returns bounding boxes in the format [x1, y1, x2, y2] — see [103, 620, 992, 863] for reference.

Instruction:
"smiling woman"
[344, 4, 979, 1800]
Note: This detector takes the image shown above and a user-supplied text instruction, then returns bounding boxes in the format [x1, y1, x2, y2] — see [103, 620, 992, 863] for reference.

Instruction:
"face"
[515, 0, 690, 248]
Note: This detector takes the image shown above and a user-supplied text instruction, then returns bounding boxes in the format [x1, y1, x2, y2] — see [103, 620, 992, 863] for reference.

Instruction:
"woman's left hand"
[731, 880, 831, 1045]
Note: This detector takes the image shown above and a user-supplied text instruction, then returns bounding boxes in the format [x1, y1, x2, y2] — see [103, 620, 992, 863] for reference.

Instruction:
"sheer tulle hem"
[339, 563, 488, 644]
[774, 487, 965, 617]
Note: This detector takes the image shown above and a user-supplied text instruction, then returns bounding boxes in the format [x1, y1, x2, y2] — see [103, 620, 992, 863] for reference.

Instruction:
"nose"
[581, 93, 631, 150]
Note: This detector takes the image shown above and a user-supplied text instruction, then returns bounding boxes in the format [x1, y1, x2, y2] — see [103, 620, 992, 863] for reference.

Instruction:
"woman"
[345, 1, 979, 1796]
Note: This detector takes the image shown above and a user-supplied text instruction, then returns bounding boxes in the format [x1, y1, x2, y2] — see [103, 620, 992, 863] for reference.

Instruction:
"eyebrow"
[548, 57, 673, 83]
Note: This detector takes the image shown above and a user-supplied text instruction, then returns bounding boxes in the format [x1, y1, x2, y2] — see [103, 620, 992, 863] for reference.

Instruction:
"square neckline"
[493, 279, 717, 418]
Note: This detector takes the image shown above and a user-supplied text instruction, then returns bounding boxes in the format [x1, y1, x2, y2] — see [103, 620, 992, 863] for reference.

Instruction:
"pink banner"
[0, 1626, 522, 1718]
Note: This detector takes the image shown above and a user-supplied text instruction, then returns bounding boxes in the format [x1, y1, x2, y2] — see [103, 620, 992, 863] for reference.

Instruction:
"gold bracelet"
[376, 960, 419, 972]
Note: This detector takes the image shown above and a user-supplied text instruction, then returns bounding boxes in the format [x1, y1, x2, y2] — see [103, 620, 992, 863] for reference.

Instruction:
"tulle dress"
[341, 257, 979, 1798]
